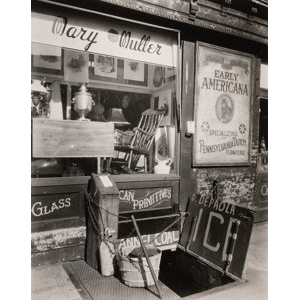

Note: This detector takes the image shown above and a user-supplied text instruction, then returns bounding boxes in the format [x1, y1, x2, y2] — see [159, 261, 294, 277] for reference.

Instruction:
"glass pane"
[31, 43, 177, 177]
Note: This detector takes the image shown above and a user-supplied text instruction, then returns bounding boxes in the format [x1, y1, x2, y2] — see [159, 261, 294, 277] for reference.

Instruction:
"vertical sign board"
[179, 194, 255, 278]
[193, 43, 254, 166]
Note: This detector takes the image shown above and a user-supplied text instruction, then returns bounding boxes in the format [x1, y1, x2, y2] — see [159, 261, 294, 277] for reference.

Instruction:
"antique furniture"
[114, 108, 166, 172]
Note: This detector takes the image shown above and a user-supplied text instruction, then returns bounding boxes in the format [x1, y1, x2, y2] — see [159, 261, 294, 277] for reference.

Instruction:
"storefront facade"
[31, 0, 267, 266]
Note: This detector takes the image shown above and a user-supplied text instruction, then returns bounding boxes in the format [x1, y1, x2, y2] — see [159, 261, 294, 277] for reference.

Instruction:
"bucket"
[118, 246, 162, 287]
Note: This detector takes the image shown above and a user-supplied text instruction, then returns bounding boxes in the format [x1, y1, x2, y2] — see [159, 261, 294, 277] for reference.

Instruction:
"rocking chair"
[114, 108, 166, 173]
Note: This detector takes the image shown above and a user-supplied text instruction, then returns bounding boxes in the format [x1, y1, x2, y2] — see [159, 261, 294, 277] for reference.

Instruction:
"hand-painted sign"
[119, 187, 172, 212]
[117, 230, 179, 249]
[179, 193, 255, 278]
[31, 193, 79, 221]
[193, 43, 253, 166]
[31, 10, 178, 67]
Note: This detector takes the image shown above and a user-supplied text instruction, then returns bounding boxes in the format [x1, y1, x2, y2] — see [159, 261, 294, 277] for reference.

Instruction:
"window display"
[31, 7, 179, 178]
[31, 43, 178, 177]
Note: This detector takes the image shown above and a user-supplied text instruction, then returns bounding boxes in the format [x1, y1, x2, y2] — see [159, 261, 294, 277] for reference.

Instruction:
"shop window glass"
[31, 43, 178, 177]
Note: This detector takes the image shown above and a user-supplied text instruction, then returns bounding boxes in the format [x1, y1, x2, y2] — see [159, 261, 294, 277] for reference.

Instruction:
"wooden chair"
[114, 108, 166, 172]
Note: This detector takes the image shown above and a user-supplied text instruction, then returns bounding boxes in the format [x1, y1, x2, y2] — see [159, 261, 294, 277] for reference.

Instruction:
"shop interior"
[31, 44, 178, 178]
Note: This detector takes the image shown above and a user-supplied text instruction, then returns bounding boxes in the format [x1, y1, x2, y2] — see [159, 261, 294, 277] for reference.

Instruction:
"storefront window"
[31, 10, 179, 178]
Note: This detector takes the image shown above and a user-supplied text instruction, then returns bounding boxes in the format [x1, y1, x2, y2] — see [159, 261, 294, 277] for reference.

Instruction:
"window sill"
[31, 173, 180, 186]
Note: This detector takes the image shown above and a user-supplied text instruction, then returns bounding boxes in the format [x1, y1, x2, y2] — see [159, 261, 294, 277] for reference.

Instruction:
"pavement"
[31, 222, 267, 300]
[198, 222, 268, 300]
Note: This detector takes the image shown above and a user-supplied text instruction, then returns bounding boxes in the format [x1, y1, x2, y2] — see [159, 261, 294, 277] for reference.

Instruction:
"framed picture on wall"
[193, 42, 254, 166]
[64, 49, 89, 83]
[32, 43, 62, 70]
[123, 60, 145, 81]
[94, 55, 117, 78]
[31, 43, 63, 76]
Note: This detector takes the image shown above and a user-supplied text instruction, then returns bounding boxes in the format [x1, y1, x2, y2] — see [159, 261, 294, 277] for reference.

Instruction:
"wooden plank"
[115, 178, 179, 188]
[180, 41, 198, 212]
[31, 174, 180, 186]
[118, 214, 180, 238]
[120, 208, 174, 219]
[89, 173, 119, 239]
[31, 176, 90, 187]
[32, 119, 114, 157]
[85, 174, 119, 269]
[32, 184, 87, 195]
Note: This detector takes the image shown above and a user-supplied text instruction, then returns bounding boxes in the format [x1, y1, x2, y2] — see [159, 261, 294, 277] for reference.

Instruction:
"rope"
[85, 181, 217, 247]
[85, 190, 129, 220]
[148, 214, 184, 245]
[85, 189, 190, 272]
[84, 183, 219, 271]
[86, 191, 136, 255]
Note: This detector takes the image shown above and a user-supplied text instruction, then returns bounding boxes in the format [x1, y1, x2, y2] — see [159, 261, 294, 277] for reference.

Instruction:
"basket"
[118, 246, 162, 287]
[114, 129, 134, 146]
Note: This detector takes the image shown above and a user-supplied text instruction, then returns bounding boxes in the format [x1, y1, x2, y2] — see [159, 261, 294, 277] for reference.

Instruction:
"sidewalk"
[198, 222, 268, 300]
[31, 222, 267, 300]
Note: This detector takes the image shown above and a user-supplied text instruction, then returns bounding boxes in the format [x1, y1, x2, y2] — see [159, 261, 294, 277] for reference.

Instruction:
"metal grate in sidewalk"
[63, 260, 180, 300]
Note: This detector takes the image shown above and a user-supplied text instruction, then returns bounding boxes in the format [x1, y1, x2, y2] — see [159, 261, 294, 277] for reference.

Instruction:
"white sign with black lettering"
[31, 12, 178, 67]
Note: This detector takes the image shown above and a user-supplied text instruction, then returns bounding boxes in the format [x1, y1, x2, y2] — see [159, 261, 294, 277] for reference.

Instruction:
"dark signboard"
[31, 192, 80, 221]
[179, 193, 255, 278]
[119, 187, 172, 213]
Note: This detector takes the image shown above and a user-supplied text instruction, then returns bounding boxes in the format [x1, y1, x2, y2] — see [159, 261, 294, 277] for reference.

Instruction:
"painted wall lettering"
[31, 198, 71, 217]
[119, 188, 172, 211]
[118, 230, 179, 249]
[180, 193, 254, 278]
[203, 211, 224, 252]
[196, 192, 235, 215]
